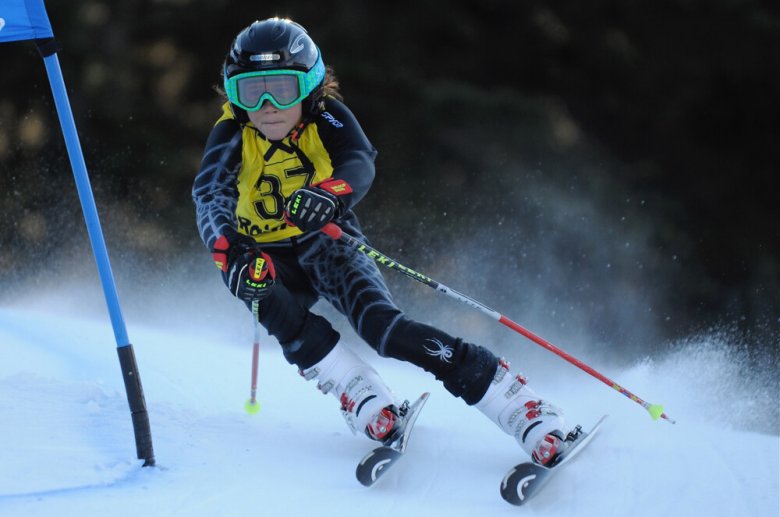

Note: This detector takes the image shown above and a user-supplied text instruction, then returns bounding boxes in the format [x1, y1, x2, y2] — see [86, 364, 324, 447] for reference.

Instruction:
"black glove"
[285, 178, 352, 233]
[212, 229, 276, 302]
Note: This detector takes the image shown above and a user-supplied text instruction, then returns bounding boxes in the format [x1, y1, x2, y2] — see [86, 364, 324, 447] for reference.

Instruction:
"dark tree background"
[1, 1, 778, 356]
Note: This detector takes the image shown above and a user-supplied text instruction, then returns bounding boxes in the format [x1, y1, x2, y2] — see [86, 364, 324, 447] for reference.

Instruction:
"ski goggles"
[224, 56, 326, 111]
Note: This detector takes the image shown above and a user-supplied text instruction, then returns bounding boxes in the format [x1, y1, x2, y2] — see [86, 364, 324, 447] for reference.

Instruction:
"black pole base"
[117, 344, 156, 467]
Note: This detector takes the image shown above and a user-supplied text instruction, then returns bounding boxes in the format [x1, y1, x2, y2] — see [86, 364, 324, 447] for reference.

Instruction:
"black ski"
[355, 392, 430, 487]
[500, 415, 608, 506]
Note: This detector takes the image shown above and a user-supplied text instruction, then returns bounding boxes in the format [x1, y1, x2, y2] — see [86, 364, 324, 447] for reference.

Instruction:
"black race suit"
[192, 98, 496, 404]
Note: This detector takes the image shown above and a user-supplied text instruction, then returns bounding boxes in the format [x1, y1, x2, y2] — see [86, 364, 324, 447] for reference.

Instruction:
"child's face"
[247, 101, 303, 141]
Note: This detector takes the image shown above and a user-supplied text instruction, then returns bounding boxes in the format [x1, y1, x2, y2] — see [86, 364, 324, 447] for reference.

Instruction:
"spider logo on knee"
[423, 338, 454, 363]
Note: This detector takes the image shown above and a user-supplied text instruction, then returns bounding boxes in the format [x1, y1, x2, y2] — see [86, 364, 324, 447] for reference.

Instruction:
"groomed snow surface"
[1, 288, 777, 517]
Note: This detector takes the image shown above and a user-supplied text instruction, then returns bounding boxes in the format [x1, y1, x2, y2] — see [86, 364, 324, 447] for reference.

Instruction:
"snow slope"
[0, 293, 778, 517]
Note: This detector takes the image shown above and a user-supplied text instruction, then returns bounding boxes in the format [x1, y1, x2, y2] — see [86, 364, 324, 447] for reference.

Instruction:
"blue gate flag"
[0, 0, 130, 348]
[0, 0, 54, 42]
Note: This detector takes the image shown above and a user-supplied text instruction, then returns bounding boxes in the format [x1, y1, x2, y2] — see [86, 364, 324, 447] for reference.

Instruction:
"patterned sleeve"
[315, 98, 378, 210]
[192, 117, 244, 250]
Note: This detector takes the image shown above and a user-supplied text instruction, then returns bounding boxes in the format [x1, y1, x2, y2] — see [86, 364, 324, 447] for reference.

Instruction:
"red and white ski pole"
[244, 300, 261, 415]
[321, 223, 675, 424]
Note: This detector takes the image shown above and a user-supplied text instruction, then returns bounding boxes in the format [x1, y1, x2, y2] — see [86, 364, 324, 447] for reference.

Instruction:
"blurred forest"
[1, 1, 778, 354]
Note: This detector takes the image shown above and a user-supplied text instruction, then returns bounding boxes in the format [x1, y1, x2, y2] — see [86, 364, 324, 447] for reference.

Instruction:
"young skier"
[192, 17, 568, 465]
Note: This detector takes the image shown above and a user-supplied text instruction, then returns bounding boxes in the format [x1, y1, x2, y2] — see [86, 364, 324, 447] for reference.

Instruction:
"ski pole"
[245, 300, 261, 415]
[321, 223, 675, 424]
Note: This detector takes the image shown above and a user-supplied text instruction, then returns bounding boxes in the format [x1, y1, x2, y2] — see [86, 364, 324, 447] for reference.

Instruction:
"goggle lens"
[237, 74, 301, 110]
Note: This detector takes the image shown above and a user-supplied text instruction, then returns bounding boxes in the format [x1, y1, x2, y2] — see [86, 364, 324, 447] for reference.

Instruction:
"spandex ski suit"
[192, 97, 499, 405]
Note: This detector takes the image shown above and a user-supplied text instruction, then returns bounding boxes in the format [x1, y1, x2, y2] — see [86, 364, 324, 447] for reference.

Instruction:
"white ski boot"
[476, 359, 566, 466]
[300, 343, 401, 443]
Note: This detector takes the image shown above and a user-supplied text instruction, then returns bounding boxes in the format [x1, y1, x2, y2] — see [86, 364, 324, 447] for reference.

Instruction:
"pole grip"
[321, 223, 343, 240]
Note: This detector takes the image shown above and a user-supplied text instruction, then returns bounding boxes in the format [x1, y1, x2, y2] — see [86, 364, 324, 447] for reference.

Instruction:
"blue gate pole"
[41, 53, 129, 346]
[38, 41, 155, 466]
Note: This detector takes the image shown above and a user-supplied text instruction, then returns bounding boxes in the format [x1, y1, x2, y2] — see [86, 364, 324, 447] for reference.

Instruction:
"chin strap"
[289, 119, 308, 142]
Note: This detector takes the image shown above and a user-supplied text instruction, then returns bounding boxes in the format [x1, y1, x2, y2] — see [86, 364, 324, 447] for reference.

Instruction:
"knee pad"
[380, 317, 497, 405]
[279, 312, 340, 370]
[255, 283, 339, 370]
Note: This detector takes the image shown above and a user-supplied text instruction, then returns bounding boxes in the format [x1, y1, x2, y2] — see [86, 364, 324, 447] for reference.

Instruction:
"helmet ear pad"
[229, 103, 250, 124]
[302, 84, 326, 119]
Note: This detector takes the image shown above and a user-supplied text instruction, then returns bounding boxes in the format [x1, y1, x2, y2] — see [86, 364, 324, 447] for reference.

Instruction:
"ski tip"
[412, 392, 431, 407]
[356, 447, 402, 487]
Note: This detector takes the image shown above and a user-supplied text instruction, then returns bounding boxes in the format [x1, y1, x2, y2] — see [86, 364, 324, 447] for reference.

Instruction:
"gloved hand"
[285, 178, 352, 233]
[212, 229, 276, 302]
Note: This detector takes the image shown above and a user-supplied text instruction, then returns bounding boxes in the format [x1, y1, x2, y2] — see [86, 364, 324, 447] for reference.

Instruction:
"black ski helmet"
[223, 18, 326, 122]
